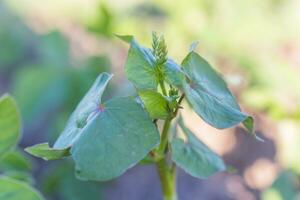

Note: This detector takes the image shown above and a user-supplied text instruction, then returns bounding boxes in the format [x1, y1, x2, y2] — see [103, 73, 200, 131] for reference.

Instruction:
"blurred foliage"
[87, 3, 114, 37]
[0, 5, 34, 70]
[262, 171, 300, 200]
[1, 0, 300, 199]
[0, 150, 33, 184]
[41, 162, 102, 200]
[0, 3, 110, 199]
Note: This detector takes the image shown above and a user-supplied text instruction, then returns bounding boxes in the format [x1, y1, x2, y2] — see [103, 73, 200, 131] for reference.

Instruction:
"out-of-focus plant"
[262, 120, 300, 200]
[26, 33, 259, 200]
[41, 162, 102, 200]
[0, 94, 44, 200]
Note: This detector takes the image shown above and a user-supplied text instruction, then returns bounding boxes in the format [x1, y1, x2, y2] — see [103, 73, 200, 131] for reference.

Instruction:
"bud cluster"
[152, 32, 168, 65]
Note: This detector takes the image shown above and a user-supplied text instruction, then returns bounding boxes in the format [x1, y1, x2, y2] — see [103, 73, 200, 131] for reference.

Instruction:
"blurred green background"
[1, 0, 300, 199]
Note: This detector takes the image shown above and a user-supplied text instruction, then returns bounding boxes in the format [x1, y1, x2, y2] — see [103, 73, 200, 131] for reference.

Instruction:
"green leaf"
[0, 176, 44, 200]
[162, 59, 185, 87]
[71, 97, 160, 181]
[182, 52, 253, 132]
[117, 35, 158, 90]
[26, 72, 160, 181]
[0, 95, 21, 160]
[0, 151, 32, 172]
[54, 72, 113, 149]
[171, 121, 226, 178]
[118, 35, 185, 89]
[138, 90, 169, 119]
[25, 143, 70, 161]
[1, 171, 34, 184]
[115, 34, 134, 43]
[189, 41, 199, 52]
[0, 151, 33, 183]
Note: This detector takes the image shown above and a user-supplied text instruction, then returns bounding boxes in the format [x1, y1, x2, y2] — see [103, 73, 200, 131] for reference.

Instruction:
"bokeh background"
[1, 0, 300, 199]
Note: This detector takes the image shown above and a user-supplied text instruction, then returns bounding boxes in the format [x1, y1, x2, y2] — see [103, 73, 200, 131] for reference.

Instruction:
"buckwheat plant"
[26, 33, 260, 200]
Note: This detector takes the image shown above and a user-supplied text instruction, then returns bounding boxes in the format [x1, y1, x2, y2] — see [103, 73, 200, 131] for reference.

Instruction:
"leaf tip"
[115, 34, 134, 43]
[189, 41, 199, 52]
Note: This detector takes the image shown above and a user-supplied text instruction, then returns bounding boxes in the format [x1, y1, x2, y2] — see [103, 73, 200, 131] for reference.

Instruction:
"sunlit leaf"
[138, 90, 169, 119]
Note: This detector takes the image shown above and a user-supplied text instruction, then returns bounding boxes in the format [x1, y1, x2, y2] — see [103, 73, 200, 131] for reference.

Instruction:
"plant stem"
[155, 93, 185, 200]
[156, 158, 177, 200]
[158, 94, 185, 155]
[159, 80, 167, 96]
[157, 117, 172, 155]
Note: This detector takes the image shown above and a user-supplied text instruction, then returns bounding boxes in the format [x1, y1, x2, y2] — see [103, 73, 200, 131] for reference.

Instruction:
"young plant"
[26, 33, 259, 200]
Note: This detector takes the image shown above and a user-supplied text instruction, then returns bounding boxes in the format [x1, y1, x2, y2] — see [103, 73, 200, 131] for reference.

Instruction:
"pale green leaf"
[54, 72, 113, 149]
[0, 95, 21, 160]
[1, 171, 34, 184]
[138, 90, 169, 119]
[115, 34, 134, 43]
[118, 35, 185, 88]
[25, 143, 70, 161]
[118, 35, 158, 90]
[71, 97, 160, 181]
[26, 72, 160, 181]
[0, 150, 32, 172]
[0, 176, 44, 200]
[182, 52, 253, 132]
[189, 41, 199, 52]
[171, 121, 226, 178]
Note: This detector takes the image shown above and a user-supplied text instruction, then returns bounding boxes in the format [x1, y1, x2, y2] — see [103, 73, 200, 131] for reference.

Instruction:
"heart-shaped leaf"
[182, 51, 253, 132]
[0, 176, 44, 200]
[171, 121, 226, 178]
[138, 90, 169, 119]
[26, 72, 160, 181]
[0, 95, 21, 160]
[25, 72, 112, 160]
[71, 97, 160, 181]
[54, 72, 113, 148]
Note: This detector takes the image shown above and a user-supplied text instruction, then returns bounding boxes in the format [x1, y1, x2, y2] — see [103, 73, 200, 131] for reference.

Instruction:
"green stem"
[159, 80, 167, 96]
[156, 158, 177, 200]
[155, 93, 185, 200]
[157, 117, 172, 155]
[158, 94, 185, 155]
